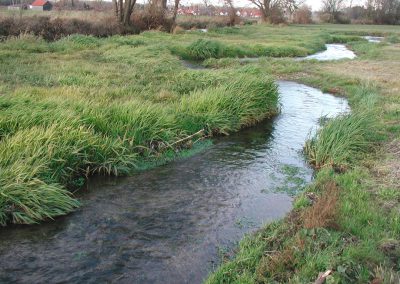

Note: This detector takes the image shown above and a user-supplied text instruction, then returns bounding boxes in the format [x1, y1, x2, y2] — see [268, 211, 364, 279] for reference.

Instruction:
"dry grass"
[255, 182, 340, 282]
[302, 182, 339, 229]
[322, 60, 400, 95]
[374, 139, 400, 190]
[256, 247, 297, 282]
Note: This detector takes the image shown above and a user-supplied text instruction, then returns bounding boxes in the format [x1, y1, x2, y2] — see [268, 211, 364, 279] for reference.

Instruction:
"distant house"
[30, 0, 52, 11]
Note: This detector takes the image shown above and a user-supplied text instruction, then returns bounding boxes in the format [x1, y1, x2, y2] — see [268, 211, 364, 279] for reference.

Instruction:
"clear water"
[0, 81, 349, 284]
[303, 44, 356, 61]
[238, 44, 357, 62]
[181, 60, 206, 69]
[363, 36, 384, 43]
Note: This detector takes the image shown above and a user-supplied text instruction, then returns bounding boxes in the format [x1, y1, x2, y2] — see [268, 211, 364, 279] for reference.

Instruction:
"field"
[0, 23, 400, 283]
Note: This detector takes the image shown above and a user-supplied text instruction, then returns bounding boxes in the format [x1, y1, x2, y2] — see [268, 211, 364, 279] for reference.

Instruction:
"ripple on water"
[0, 81, 349, 284]
[363, 36, 384, 43]
[303, 44, 356, 61]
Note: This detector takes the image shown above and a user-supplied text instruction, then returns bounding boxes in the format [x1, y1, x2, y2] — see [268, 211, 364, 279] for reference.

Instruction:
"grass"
[206, 24, 400, 284]
[0, 31, 280, 225]
[1, 22, 399, 282]
[2, 24, 367, 226]
[304, 88, 379, 170]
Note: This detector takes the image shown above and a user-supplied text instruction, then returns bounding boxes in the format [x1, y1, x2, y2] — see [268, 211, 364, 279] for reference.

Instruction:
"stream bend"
[0, 81, 349, 284]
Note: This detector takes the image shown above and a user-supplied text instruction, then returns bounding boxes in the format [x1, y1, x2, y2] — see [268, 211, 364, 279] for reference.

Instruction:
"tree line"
[109, 0, 398, 26]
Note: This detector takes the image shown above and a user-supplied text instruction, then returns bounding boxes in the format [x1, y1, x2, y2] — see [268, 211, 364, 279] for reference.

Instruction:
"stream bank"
[0, 81, 349, 283]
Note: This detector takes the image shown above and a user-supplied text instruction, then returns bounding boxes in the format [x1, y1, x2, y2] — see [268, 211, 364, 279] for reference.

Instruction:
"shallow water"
[0, 82, 349, 284]
[303, 44, 356, 61]
[181, 60, 206, 69]
[238, 44, 356, 63]
[363, 36, 384, 43]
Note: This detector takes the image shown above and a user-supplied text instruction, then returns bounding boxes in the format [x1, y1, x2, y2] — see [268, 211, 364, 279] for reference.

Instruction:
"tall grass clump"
[178, 39, 249, 60]
[0, 34, 279, 225]
[186, 39, 225, 60]
[304, 87, 379, 170]
[177, 74, 278, 134]
[0, 120, 138, 224]
[304, 112, 377, 169]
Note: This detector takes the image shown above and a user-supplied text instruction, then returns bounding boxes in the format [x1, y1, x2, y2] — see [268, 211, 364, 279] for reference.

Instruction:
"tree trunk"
[260, 7, 268, 22]
[119, 0, 123, 22]
[113, 0, 119, 18]
[122, 0, 136, 25]
[113, 0, 136, 25]
[171, 0, 180, 31]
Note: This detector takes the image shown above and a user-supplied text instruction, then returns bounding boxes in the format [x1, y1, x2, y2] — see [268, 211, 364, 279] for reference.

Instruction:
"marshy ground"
[0, 24, 399, 283]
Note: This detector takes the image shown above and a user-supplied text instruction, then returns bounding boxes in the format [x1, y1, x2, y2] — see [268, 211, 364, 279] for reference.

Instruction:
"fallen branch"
[314, 270, 332, 284]
[165, 129, 205, 149]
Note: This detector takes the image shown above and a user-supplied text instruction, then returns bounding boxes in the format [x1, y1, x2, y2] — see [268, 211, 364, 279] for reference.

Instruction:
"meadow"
[0, 24, 367, 225]
[0, 22, 399, 283]
[0, 31, 283, 224]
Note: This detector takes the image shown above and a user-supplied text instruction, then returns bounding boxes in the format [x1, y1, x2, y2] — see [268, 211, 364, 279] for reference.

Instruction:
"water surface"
[363, 36, 384, 43]
[238, 44, 356, 62]
[303, 44, 356, 61]
[0, 81, 349, 284]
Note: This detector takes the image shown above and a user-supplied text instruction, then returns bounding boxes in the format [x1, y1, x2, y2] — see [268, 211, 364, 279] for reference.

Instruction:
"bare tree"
[149, 0, 167, 10]
[371, 0, 400, 24]
[225, 0, 238, 25]
[171, 0, 180, 31]
[113, 0, 137, 25]
[249, 0, 301, 22]
[322, 0, 345, 22]
[292, 4, 312, 23]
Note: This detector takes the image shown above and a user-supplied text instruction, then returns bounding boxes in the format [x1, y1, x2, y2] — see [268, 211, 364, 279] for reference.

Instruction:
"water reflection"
[0, 81, 349, 284]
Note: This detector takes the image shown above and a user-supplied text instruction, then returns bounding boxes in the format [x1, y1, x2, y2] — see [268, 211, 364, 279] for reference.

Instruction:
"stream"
[236, 44, 357, 63]
[0, 81, 349, 284]
[303, 44, 356, 61]
[363, 36, 384, 43]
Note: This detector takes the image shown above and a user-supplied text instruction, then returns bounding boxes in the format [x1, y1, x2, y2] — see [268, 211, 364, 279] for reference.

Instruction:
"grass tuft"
[304, 111, 378, 170]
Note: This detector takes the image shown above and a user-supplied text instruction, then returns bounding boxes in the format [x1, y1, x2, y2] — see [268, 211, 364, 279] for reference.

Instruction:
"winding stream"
[236, 44, 357, 62]
[303, 44, 356, 61]
[0, 81, 349, 284]
[363, 36, 384, 43]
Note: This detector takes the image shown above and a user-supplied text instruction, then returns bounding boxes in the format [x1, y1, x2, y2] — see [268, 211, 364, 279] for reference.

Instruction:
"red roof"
[31, 0, 49, 6]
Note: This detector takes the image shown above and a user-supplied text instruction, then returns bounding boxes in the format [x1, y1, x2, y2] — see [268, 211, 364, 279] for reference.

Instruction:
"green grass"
[4, 23, 370, 225]
[205, 24, 400, 284]
[0, 31, 281, 225]
[304, 86, 380, 170]
[207, 84, 399, 283]
[1, 23, 399, 282]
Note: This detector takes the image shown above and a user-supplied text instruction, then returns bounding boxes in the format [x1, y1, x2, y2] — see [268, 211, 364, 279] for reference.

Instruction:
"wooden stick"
[167, 129, 205, 148]
[314, 270, 332, 284]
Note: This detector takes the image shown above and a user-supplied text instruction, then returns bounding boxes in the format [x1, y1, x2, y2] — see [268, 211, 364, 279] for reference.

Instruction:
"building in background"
[29, 0, 52, 11]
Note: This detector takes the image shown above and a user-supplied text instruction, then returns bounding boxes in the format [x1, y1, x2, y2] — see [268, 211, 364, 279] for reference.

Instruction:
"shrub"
[292, 5, 313, 24]
[131, 10, 173, 32]
[0, 15, 132, 40]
